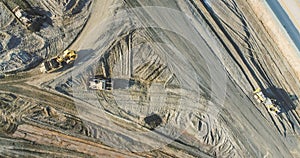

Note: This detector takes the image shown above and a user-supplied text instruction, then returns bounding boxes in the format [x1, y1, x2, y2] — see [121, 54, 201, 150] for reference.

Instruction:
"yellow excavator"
[253, 88, 281, 115]
[40, 49, 77, 73]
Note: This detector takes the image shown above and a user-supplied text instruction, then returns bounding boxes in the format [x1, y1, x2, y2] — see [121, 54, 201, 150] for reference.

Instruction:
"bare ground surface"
[0, 0, 299, 157]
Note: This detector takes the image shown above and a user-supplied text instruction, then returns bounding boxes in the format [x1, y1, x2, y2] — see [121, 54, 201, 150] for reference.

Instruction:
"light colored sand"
[247, 0, 300, 81]
[278, 0, 300, 31]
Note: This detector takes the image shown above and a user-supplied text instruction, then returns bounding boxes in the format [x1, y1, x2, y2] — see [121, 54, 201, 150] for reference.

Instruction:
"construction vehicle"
[40, 56, 63, 73]
[13, 6, 32, 27]
[88, 77, 112, 90]
[40, 50, 77, 73]
[40, 56, 64, 73]
[253, 88, 281, 115]
[12, 6, 42, 31]
[62, 49, 77, 64]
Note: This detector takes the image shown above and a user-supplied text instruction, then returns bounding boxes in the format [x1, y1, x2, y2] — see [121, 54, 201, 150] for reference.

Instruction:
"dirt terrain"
[0, 0, 299, 157]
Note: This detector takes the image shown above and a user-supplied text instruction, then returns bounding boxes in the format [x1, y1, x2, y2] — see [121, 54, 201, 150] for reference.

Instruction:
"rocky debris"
[0, 0, 91, 74]
[0, 49, 41, 73]
[144, 114, 163, 130]
[0, 93, 27, 134]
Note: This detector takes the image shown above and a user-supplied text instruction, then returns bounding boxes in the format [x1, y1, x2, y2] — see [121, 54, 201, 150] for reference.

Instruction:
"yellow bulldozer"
[253, 88, 281, 115]
[40, 49, 77, 73]
[62, 49, 77, 64]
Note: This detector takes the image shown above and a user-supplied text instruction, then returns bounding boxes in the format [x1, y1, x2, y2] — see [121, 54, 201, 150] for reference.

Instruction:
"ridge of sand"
[247, 0, 300, 81]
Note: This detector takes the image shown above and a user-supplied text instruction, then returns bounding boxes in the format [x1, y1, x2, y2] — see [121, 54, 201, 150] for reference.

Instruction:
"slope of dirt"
[0, 0, 299, 157]
[247, 0, 300, 82]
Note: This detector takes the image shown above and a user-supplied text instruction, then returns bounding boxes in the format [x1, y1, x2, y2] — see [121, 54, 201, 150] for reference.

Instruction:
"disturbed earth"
[0, 0, 300, 157]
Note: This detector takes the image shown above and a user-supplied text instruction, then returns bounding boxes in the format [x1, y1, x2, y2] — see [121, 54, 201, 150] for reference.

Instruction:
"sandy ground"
[278, 0, 300, 31]
[0, 0, 299, 157]
[247, 0, 300, 81]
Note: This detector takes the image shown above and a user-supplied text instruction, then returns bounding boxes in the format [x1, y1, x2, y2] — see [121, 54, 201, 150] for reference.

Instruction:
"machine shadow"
[266, 87, 298, 113]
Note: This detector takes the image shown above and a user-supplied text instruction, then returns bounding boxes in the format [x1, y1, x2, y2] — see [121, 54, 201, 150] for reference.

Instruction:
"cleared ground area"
[0, 0, 299, 157]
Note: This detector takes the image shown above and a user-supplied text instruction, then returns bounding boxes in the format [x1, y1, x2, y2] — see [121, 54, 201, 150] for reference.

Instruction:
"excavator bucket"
[265, 99, 280, 115]
[266, 104, 280, 115]
[253, 88, 261, 94]
[253, 88, 266, 102]
[56, 56, 64, 63]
